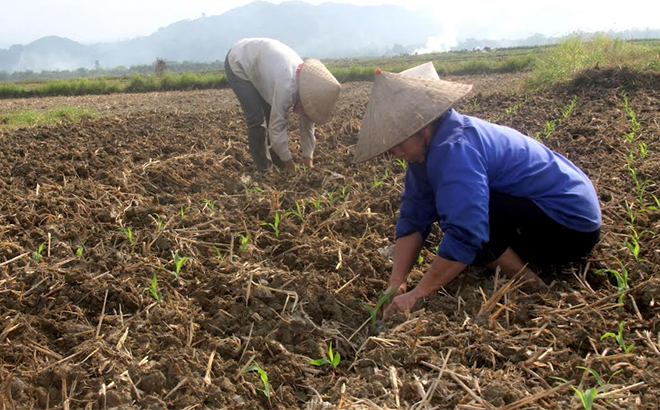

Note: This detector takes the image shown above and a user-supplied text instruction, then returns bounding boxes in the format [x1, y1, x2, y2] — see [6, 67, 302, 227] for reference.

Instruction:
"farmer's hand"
[283, 159, 296, 171]
[303, 157, 314, 169]
[383, 290, 420, 320]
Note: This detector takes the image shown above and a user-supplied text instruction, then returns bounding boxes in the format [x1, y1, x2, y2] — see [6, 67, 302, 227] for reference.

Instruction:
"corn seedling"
[371, 176, 384, 190]
[172, 252, 189, 279]
[119, 227, 135, 245]
[417, 254, 424, 265]
[625, 201, 636, 225]
[32, 241, 46, 262]
[469, 97, 480, 111]
[245, 362, 271, 404]
[577, 366, 622, 387]
[638, 141, 648, 160]
[243, 184, 263, 194]
[151, 213, 163, 231]
[311, 196, 322, 210]
[601, 321, 634, 353]
[180, 205, 190, 220]
[340, 184, 350, 199]
[285, 201, 305, 222]
[364, 287, 398, 328]
[203, 198, 216, 212]
[624, 228, 642, 262]
[552, 370, 600, 410]
[395, 158, 407, 171]
[148, 273, 161, 301]
[649, 194, 660, 211]
[261, 212, 281, 236]
[75, 243, 84, 258]
[238, 233, 249, 254]
[561, 95, 578, 120]
[622, 92, 641, 139]
[213, 245, 227, 262]
[596, 260, 629, 303]
[327, 190, 341, 204]
[310, 342, 341, 369]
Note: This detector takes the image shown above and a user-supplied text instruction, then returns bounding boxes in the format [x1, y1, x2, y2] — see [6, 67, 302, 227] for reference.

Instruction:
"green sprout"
[261, 212, 281, 236]
[238, 233, 249, 254]
[371, 177, 384, 190]
[395, 158, 408, 171]
[310, 342, 341, 369]
[311, 196, 322, 211]
[649, 194, 660, 211]
[285, 201, 305, 222]
[638, 141, 647, 160]
[203, 198, 216, 212]
[149, 273, 161, 301]
[327, 190, 341, 204]
[243, 183, 263, 194]
[601, 321, 634, 353]
[172, 252, 189, 279]
[245, 362, 271, 403]
[561, 95, 578, 120]
[119, 226, 135, 245]
[180, 205, 190, 220]
[417, 254, 424, 264]
[596, 259, 629, 303]
[75, 243, 84, 258]
[32, 241, 46, 262]
[552, 366, 622, 410]
[340, 185, 350, 199]
[213, 245, 226, 262]
[364, 287, 398, 328]
[151, 213, 163, 231]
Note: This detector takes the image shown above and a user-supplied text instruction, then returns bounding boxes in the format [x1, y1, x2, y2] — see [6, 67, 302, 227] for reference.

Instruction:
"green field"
[1, 36, 658, 99]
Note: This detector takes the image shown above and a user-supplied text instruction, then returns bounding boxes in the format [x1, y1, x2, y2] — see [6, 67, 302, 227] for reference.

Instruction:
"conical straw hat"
[399, 61, 440, 80]
[299, 59, 341, 124]
[353, 71, 472, 163]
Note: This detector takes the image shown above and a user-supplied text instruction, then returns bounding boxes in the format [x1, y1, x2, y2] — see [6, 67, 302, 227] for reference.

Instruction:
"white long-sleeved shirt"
[227, 38, 316, 161]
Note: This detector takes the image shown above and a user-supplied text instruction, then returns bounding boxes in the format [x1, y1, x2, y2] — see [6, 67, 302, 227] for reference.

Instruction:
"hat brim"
[353, 72, 472, 163]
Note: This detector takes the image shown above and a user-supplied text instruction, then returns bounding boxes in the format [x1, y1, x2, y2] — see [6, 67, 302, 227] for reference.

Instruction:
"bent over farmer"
[225, 38, 341, 172]
[353, 64, 602, 319]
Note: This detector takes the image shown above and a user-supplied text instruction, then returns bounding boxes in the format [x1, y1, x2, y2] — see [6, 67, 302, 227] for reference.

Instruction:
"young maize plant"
[310, 342, 341, 369]
[32, 241, 46, 262]
[285, 201, 305, 222]
[601, 321, 635, 353]
[245, 362, 271, 405]
[261, 212, 281, 236]
[238, 233, 249, 254]
[172, 252, 189, 279]
[149, 273, 161, 301]
[119, 226, 135, 245]
[364, 287, 398, 328]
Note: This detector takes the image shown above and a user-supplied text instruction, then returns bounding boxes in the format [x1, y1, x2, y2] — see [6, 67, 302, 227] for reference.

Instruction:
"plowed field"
[1, 69, 659, 410]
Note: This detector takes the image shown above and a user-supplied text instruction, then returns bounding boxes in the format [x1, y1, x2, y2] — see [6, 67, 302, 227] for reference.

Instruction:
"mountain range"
[1, 1, 659, 73]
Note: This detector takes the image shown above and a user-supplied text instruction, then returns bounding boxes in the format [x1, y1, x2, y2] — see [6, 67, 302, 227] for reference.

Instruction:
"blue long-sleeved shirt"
[395, 109, 602, 264]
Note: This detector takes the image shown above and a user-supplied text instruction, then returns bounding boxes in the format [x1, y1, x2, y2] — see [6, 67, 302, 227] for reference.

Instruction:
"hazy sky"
[1, 0, 658, 48]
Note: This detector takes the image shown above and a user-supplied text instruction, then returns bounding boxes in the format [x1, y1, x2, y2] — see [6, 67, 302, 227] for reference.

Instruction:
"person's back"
[226, 38, 302, 105]
[423, 110, 602, 232]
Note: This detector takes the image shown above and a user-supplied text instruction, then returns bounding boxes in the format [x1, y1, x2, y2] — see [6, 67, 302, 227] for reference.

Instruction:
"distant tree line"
[0, 60, 225, 83]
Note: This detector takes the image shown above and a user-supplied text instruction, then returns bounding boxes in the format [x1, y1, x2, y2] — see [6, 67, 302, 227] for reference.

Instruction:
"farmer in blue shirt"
[353, 65, 601, 319]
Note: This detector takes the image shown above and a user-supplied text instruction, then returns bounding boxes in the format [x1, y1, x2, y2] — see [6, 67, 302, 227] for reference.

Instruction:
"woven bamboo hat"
[399, 61, 440, 80]
[353, 66, 472, 163]
[298, 59, 341, 124]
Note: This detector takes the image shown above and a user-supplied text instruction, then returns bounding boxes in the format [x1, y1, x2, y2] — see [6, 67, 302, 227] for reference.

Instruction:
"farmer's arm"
[299, 114, 316, 167]
[388, 163, 438, 291]
[388, 232, 423, 289]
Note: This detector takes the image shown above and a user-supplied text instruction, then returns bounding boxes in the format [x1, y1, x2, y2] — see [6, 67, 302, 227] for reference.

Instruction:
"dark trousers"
[474, 192, 600, 267]
[225, 56, 283, 172]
